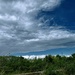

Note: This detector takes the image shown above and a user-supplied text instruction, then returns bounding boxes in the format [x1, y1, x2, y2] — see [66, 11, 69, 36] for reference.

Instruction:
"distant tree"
[44, 55, 53, 64]
[56, 55, 61, 59]
[72, 53, 75, 58]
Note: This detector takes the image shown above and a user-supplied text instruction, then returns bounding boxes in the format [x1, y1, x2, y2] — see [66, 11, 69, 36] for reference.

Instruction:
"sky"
[0, 0, 75, 56]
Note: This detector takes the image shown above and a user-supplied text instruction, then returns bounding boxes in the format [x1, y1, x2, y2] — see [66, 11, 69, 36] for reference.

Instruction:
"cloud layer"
[0, 0, 75, 55]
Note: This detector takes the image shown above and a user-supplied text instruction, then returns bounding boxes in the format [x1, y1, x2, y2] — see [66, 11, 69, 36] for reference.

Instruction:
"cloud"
[0, 0, 75, 55]
[22, 54, 71, 59]
[0, 14, 17, 21]
[22, 55, 46, 59]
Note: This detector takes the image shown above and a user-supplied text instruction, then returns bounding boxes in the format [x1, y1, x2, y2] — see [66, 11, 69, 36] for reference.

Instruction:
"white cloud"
[12, 0, 61, 31]
[64, 55, 71, 57]
[37, 29, 75, 40]
[0, 14, 17, 21]
[26, 39, 39, 42]
[13, 0, 61, 13]
[22, 55, 46, 59]
[22, 54, 71, 59]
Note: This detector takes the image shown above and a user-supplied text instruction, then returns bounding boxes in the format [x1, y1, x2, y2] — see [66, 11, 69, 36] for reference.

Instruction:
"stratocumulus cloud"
[0, 0, 75, 55]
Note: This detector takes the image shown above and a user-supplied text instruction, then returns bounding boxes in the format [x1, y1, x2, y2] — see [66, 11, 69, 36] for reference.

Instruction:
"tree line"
[0, 53, 75, 75]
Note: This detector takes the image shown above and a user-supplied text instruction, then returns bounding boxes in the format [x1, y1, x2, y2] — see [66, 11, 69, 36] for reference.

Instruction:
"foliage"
[0, 53, 75, 75]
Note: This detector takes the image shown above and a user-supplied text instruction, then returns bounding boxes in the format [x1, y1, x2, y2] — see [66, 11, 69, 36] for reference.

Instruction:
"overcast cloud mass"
[0, 0, 75, 55]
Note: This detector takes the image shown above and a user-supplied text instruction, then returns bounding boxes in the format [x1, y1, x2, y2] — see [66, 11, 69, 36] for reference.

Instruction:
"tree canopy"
[0, 53, 75, 75]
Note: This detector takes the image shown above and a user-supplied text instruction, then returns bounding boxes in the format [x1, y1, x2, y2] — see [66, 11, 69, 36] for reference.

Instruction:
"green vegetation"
[0, 53, 75, 75]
